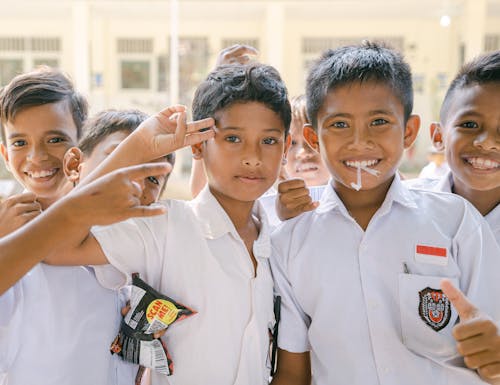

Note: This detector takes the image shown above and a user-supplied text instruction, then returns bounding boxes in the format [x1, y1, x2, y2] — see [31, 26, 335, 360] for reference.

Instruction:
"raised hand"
[441, 279, 500, 383]
[215, 44, 259, 67]
[0, 192, 41, 237]
[276, 172, 319, 221]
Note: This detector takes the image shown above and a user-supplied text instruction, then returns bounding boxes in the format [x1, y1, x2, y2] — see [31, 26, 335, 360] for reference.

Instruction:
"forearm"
[0, 198, 90, 294]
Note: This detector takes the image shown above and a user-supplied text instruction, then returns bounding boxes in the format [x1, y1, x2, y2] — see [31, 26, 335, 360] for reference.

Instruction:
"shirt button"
[383, 367, 390, 374]
[369, 301, 378, 309]
[359, 243, 367, 252]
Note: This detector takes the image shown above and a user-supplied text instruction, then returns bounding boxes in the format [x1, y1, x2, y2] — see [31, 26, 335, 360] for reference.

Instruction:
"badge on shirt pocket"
[414, 244, 448, 266]
[399, 273, 458, 361]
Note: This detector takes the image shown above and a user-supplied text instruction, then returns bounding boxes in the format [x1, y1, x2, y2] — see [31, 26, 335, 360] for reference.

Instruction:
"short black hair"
[79, 109, 175, 166]
[306, 41, 413, 129]
[440, 50, 500, 123]
[0, 66, 88, 144]
[192, 63, 291, 134]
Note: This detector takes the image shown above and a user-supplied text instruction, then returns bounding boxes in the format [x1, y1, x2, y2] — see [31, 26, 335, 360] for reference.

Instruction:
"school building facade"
[0, 0, 499, 187]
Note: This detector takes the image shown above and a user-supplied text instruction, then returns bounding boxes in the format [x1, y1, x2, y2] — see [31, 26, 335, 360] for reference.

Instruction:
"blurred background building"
[0, 0, 499, 197]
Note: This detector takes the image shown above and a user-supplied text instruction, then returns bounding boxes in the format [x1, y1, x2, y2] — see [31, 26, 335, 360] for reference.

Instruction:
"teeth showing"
[27, 169, 57, 178]
[466, 157, 499, 170]
[345, 160, 378, 168]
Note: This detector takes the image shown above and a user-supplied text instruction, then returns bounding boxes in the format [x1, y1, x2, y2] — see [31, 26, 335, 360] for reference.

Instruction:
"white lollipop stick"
[359, 164, 381, 177]
[350, 165, 362, 191]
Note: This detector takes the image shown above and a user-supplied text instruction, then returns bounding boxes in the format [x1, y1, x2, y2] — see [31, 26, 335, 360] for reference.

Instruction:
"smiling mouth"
[464, 157, 499, 170]
[344, 159, 380, 169]
[25, 168, 58, 179]
[296, 164, 319, 173]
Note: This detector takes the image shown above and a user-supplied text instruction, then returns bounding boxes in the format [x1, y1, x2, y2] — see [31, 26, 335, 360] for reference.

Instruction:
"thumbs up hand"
[441, 279, 500, 384]
[275, 176, 319, 221]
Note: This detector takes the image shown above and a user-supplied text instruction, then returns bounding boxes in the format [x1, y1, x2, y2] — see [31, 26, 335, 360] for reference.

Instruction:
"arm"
[270, 349, 311, 385]
[0, 163, 169, 294]
[80, 105, 214, 187]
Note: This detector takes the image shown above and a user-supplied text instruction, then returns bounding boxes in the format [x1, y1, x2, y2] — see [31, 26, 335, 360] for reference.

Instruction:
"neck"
[452, 178, 500, 216]
[208, 186, 256, 231]
[333, 176, 394, 230]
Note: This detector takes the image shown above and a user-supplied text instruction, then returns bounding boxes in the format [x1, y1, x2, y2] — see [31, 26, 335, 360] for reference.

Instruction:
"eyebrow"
[218, 126, 284, 134]
[454, 110, 483, 118]
[8, 130, 72, 140]
[324, 110, 394, 120]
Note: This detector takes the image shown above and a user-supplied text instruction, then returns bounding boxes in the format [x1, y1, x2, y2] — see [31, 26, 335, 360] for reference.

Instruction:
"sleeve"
[91, 210, 168, 290]
[0, 282, 23, 375]
[270, 231, 311, 353]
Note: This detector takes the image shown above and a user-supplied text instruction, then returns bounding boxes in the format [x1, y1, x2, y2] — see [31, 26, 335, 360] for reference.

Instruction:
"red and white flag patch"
[414, 244, 448, 266]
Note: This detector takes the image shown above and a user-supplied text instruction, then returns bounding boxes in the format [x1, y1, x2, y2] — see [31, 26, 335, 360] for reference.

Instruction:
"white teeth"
[345, 160, 378, 168]
[27, 169, 57, 178]
[466, 157, 499, 170]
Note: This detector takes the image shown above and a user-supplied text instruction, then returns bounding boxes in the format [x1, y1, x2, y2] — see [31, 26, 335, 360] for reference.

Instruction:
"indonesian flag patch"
[418, 287, 451, 331]
[415, 244, 448, 266]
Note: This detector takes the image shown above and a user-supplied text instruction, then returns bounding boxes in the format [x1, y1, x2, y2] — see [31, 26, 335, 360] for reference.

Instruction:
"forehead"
[5, 101, 77, 139]
[445, 83, 500, 119]
[214, 101, 285, 133]
[319, 81, 404, 118]
[88, 130, 130, 154]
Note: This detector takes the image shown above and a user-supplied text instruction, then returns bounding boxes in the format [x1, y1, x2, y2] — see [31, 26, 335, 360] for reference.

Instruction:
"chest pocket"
[399, 273, 459, 361]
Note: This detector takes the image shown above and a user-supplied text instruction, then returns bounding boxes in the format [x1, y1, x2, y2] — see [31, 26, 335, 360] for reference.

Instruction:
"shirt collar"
[188, 186, 271, 259]
[316, 173, 418, 216]
[435, 170, 454, 193]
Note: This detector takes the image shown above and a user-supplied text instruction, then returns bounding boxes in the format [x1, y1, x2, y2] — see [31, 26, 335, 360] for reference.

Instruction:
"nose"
[241, 142, 262, 167]
[27, 142, 49, 163]
[473, 128, 499, 151]
[347, 125, 374, 149]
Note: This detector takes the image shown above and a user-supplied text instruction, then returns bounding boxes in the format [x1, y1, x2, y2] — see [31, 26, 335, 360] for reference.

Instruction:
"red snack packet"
[110, 273, 196, 378]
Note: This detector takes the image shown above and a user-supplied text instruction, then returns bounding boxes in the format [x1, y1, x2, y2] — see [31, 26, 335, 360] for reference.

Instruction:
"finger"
[4, 192, 37, 206]
[121, 303, 131, 317]
[454, 318, 498, 342]
[130, 181, 142, 198]
[186, 117, 215, 133]
[157, 105, 187, 120]
[184, 129, 215, 146]
[464, 348, 499, 369]
[277, 178, 306, 193]
[229, 44, 259, 58]
[127, 204, 167, 218]
[15, 202, 42, 214]
[441, 278, 480, 322]
[153, 328, 167, 339]
[123, 163, 173, 181]
[19, 210, 41, 222]
[282, 195, 313, 210]
[478, 363, 500, 380]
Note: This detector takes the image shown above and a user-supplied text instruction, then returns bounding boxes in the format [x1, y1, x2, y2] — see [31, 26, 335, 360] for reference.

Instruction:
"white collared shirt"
[0, 264, 136, 385]
[271, 175, 500, 385]
[92, 186, 275, 385]
[407, 171, 500, 245]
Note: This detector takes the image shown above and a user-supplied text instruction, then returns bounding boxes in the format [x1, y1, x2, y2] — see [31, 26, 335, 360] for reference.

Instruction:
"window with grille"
[221, 38, 259, 50]
[484, 35, 500, 52]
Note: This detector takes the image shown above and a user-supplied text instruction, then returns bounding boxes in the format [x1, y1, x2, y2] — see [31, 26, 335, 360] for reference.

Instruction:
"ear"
[303, 124, 320, 152]
[0, 143, 10, 172]
[403, 114, 420, 149]
[191, 143, 203, 160]
[430, 122, 445, 151]
[283, 133, 291, 158]
[63, 147, 84, 185]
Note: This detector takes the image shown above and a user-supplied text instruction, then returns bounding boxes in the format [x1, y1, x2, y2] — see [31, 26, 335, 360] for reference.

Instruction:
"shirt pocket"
[399, 273, 459, 361]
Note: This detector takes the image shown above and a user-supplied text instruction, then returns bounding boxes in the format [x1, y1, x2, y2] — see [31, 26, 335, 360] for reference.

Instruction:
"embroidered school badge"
[418, 287, 451, 331]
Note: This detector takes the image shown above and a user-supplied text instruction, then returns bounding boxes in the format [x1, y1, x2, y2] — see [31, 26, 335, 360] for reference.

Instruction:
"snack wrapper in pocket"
[110, 273, 196, 378]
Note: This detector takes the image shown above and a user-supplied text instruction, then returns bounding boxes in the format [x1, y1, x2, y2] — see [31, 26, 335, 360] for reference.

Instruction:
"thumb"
[440, 279, 479, 322]
[278, 163, 290, 182]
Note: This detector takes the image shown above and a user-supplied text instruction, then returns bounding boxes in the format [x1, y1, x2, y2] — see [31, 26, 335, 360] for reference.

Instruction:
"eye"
[290, 140, 298, 146]
[330, 121, 348, 129]
[48, 137, 66, 144]
[262, 137, 278, 145]
[12, 140, 27, 147]
[371, 118, 388, 126]
[224, 135, 241, 143]
[460, 121, 479, 129]
[146, 176, 159, 185]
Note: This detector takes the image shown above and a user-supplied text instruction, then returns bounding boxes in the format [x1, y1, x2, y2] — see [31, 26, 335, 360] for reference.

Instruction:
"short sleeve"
[270, 240, 311, 353]
[91, 211, 168, 290]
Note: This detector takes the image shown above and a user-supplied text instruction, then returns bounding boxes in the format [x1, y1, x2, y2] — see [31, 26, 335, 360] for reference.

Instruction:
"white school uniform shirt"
[92, 186, 275, 385]
[406, 171, 500, 245]
[271, 174, 500, 385]
[0, 264, 137, 385]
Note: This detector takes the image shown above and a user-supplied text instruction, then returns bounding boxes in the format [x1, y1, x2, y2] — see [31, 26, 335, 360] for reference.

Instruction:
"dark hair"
[0, 66, 88, 144]
[78, 109, 176, 167]
[192, 63, 291, 134]
[440, 50, 500, 123]
[306, 41, 414, 129]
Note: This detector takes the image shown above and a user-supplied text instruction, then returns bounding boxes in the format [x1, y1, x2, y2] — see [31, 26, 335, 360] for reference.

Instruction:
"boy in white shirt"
[270, 42, 500, 385]
[410, 50, 499, 243]
[45, 63, 292, 385]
